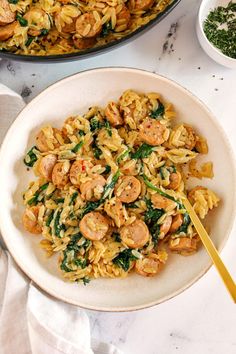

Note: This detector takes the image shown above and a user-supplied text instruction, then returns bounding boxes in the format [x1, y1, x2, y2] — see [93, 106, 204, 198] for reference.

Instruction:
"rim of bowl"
[197, 0, 236, 64]
[0, 67, 236, 312]
[0, 0, 180, 63]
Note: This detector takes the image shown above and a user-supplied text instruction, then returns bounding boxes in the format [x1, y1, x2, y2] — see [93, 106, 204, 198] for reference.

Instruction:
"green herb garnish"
[203, 1, 236, 59]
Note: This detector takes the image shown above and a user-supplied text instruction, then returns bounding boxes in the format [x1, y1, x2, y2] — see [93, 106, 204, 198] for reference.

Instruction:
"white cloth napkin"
[0, 84, 122, 354]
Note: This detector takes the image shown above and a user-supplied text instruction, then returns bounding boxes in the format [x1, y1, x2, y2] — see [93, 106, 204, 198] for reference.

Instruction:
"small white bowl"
[196, 0, 236, 69]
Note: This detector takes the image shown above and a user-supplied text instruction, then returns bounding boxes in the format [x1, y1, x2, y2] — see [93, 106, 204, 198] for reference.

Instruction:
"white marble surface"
[1, 0, 236, 353]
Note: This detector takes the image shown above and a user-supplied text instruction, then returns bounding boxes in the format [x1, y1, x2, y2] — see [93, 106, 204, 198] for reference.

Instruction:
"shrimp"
[120, 219, 149, 248]
[0, 0, 15, 25]
[24, 9, 50, 37]
[105, 102, 123, 126]
[52, 162, 70, 189]
[135, 253, 163, 277]
[151, 193, 176, 210]
[38, 154, 57, 181]
[167, 171, 181, 191]
[69, 159, 93, 187]
[139, 118, 168, 146]
[169, 236, 199, 255]
[76, 13, 102, 38]
[160, 215, 172, 237]
[79, 211, 109, 241]
[0, 21, 17, 41]
[36, 128, 62, 153]
[73, 36, 96, 49]
[80, 174, 106, 201]
[22, 206, 42, 234]
[131, 0, 154, 11]
[184, 125, 197, 150]
[115, 5, 131, 32]
[104, 197, 125, 228]
[169, 214, 183, 233]
[114, 176, 141, 203]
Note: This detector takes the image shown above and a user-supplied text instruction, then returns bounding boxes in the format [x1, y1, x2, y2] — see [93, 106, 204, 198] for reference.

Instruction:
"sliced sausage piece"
[139, 118, 168, 146]
[79, 211, 109, 241]
[0, 0, 16, 26]
[80, 174, 106, 201]
[167, 171, 181, 191]
[135, 253, 163, 277]
[120, 219, 149, 248]
[22, 206, 42, 234]
[104, 197, 125, 228]
[36, 128, 62, 153]
[24, 9, 50, 37]
[76, 13, 102, 38]
[115, 5, 131, 32]
[0, 21, 17, 41]
[105, 102, 123, 126]
[114, 176, 141, 203]
[160, 215, 172, 237]
[73, 35, 95, 49]
[169, 214, 183, 233]
[69, 159, 93, 187]
[169, 237, 198, 255]
[38, 154, 57, 181]
[151, 193, 176, 210]
[132, 0, 154, 11]
[52, 162, 70, 189]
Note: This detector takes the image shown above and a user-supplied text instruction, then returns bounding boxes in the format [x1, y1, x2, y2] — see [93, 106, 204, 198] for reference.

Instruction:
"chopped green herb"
[150, 100, 165, 119]
[131, 143, 154, 159]
[203, 1, 236, 59]
[16, 14, 28, 27]
[27, 183, 49, 206]
[24, 146, 38, 167]
[113, 249, 139, 271]
[72, 141, 83, 153]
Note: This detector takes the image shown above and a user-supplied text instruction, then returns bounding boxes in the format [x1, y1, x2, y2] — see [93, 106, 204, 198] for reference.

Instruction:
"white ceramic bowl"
[0, 68, 235, 311]
[196, 0, 236, 69]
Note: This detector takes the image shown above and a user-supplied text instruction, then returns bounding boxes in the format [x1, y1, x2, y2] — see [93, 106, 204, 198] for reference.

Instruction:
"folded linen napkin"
[0, 84, 122, 354]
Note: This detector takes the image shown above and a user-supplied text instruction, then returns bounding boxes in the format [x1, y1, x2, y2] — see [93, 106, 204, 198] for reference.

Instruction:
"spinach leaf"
[27, 183, 49, 206]
[104, 120, 112, 137]
[54, 210, 65, 238]
[25, 37, 34, 47]
[16, 14, 28, 27]
[112, 249, 139, 271]
[24, 146, 38, 167]
[144, 198, 164, 246]
[92, 141, 102, 159]
[177, 213, 191, 234]
[90, 117, 103, 132]
[78, 130, 85, 136]
[117, 148, 130, 163]
[55, 198, 65, 204]
[101, 21, 112, 37]
[71, 141, 83, 153]
[131, 143, 154, 159]
[81, 277, 90, 285]
[103, 165, 111, 174]
[150, 100, 165, 119]
[70, 192, 78, 205]
[40, 28, 49, 36]
[125, 202, 139, 209]
[46, 212, 54, 227]
[112, 232, 121, 242]
[81, 170, 120, 217]
[8, 0, 19, 3]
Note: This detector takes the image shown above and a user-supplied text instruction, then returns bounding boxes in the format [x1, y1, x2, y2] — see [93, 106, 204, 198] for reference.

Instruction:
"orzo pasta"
[0, 0, 173, 55]
[22, 90, 220, 284]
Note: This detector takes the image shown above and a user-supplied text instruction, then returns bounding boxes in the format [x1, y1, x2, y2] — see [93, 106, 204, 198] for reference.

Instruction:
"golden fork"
[182, 197, 236, 303]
